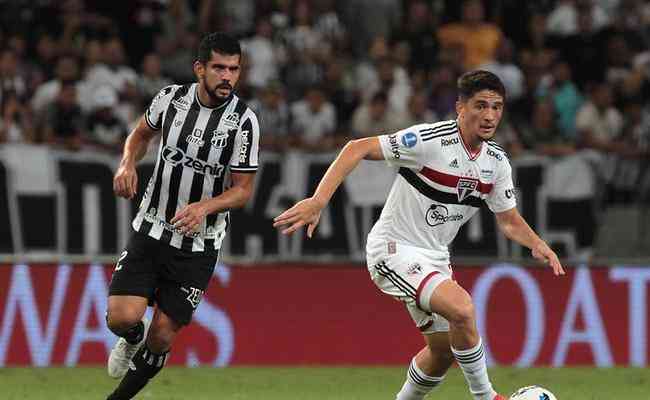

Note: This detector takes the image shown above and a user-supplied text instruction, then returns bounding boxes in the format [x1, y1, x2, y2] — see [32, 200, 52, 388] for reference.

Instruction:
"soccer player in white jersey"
[274, 70, 564, 400]
[105, 32, 259, 400]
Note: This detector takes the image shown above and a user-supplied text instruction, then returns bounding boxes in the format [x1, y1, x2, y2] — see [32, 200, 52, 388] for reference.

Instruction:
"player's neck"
[458, 122, 483, 155]
[197, 85, 230, 108]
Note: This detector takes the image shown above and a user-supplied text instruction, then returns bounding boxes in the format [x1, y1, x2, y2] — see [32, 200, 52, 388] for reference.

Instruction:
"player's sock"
[106, 345, 168, 400]
[109, 318, 145, 345]
[451, 338, 497, 400]
[395, 357, 445, 400]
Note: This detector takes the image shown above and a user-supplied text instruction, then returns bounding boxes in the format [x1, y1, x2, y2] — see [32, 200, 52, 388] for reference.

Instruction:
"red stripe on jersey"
[420, 166, 494, 194]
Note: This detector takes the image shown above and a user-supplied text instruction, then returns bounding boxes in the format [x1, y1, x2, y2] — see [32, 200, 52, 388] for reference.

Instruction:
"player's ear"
[455, 99, 463, 116]
[193, 61, 204, 80]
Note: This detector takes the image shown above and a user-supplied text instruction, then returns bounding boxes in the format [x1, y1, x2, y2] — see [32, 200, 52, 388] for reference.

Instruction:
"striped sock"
[395, 358, 444, 400]
[452, 338, 497, 400]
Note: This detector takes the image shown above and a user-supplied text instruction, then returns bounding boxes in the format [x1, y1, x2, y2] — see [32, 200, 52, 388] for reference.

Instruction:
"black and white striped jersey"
[132, 83, 260, 252]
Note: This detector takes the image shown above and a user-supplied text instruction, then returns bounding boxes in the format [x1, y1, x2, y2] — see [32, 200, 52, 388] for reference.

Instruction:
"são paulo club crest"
[456, 178, 479, 202]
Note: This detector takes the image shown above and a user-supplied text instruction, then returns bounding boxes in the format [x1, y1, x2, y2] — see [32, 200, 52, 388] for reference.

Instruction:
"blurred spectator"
[199, 0, 255, 37]
[242, 18, 283, 90]
[392, 0, 439, 72]
[344, 0, 402, 57]
[31, 55, 83, 117]
[558, 1, 608, 88]
[84, 36, 139, 124]
[362, 56, 412, 114]
[313, 0, 347, 49]
[603, 33, 646, 98]
[545, 61, 585, 139]
[351, 91, 404, 137]
[85, 86, 129, 153]
[289, 86, 337, 150]
[42, 82, 85, 150]
[399, 91, 437, 128]
[249, 82, 290, 152]
[321, 60, 359, 131]
[437, 0, 503, 70]
[479, 38, 525, 102]
[30, 33, 59, 86]
[519, 13, 557, 72]
[137, 53, 172, 105]
[156, 30, 199, 84]
[576, 82, 624, 152]
[428, 64, 460, 120]
[0, 92, 34, 143]
[523, 98, 598, 259]
[546, 0, 610, 36]
[0, 49, 27, 102]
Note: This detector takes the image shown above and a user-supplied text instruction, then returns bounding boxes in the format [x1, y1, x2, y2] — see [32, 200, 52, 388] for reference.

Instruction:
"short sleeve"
[144, 85, 177, 130]
[377, 126, 426, 169]
[229, 108, 260, 173]
[485, 159, 517, 213]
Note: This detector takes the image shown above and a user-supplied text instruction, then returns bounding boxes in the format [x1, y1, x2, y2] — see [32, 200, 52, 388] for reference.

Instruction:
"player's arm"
[113, 116, 158, 199]
[171, 171, 255, 235]
[273, 137, 384, 237]
[494, 207, 565, 276]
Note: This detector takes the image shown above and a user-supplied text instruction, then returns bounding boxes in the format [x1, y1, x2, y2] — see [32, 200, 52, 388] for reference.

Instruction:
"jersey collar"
[457, 119, 483, 161]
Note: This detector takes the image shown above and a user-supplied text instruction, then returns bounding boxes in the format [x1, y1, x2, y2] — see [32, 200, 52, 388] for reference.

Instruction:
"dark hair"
[197, 32, 241, 64]
[457, 70, 506, 101]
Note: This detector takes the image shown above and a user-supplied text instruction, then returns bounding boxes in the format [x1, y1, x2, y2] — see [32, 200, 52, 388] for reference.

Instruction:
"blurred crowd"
[0, 0, 649, 253]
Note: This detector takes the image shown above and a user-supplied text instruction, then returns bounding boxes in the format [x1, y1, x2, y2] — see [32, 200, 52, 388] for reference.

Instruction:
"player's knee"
[447, 299, 475, 328]
[106, 307, 143, 334]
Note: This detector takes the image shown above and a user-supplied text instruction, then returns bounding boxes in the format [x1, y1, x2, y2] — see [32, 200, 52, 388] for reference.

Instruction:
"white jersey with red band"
[368, 119, 517, 262]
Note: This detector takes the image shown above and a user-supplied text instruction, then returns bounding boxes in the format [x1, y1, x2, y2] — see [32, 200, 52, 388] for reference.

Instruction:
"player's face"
[195, 51, 241, 101]
[456, 90, 504, 142]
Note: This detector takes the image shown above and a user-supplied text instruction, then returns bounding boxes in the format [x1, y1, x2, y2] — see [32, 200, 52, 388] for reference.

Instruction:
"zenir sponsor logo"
[224, 113, 240, 128]
[162, 145, 225, 177]
[172, 98, 190, 111]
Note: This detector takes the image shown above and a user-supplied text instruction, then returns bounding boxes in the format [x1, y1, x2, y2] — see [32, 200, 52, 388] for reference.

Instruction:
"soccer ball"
[509, 385, 557, 400]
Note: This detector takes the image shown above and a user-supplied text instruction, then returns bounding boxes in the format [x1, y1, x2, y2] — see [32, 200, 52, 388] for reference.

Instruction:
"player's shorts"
[366, 236, 452, 334]
[108, 231, 219, 325]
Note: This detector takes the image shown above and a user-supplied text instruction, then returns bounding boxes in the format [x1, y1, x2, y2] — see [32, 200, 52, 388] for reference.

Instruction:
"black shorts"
[108, 232, 219, 325]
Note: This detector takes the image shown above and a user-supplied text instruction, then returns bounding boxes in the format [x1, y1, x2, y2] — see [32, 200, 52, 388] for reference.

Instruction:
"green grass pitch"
[0, 366, 648, 399]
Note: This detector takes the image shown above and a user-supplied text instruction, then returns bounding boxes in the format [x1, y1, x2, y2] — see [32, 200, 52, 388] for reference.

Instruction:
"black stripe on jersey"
[240, 117, 255, 167]
[159, 94, 202, 245]
[419, 120, 455, 134]
[398, 168, 483, 208]
[180, 106, 227, 251]
[422, 128, 457, 142]
[139, 84, 189, 235]
[204, 100, 248, 250]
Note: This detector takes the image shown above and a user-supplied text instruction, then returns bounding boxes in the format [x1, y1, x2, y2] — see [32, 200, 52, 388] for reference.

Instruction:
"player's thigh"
[366, 238, 452, 333]
[155, 248, 219, 326]
[428, 279, 474, 324]
[108, 232, 159, 304]
[107, 295, 148, 329]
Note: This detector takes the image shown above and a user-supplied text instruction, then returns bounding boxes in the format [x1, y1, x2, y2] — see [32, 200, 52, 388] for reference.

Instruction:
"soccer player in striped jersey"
[274, 70, 564, 400]
[105, 32, 259, 400]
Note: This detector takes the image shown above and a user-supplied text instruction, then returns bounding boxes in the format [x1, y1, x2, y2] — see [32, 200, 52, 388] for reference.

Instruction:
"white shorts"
[366, 237, 452, 334]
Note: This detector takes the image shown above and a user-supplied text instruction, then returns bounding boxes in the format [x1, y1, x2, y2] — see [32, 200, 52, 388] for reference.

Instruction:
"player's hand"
[171, 202, 209, 235]
[532, 242, 565, 276]
[273, 197, 323, 237]
[113, 164, 138, 199]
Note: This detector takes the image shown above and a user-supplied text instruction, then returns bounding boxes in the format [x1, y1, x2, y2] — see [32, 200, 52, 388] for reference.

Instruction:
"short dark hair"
[197, 32, 241, 64]
[457, 70, 506, 101]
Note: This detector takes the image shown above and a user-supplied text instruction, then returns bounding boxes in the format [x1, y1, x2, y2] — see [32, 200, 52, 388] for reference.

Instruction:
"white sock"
[451, 338, 497, 400]
[395, 358, 445, 400]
